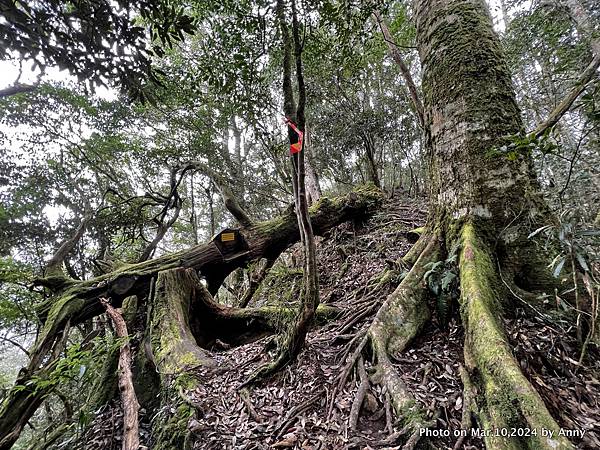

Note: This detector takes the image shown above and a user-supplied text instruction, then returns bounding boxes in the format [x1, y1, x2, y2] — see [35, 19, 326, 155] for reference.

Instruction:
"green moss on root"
[459, 223, 573, 450]
[153, 403, 195, 450]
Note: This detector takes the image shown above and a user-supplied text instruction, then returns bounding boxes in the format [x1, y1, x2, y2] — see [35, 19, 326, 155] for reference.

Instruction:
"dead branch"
[100, 298, 140, 450]
[372, 10, 425, 128]
[44, 214, 91, 277]
[182, 161, 254, 228]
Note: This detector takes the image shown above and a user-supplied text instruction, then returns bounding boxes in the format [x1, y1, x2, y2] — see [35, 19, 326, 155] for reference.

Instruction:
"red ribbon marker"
[283, 117, 303, 154]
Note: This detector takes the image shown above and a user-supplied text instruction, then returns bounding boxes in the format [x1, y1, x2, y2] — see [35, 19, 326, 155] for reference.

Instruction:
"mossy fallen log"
[0, 186, 381, 450]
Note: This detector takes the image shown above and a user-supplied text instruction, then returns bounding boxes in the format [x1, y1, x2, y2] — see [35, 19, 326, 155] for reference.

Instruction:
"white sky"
[0, 0, 508, 90]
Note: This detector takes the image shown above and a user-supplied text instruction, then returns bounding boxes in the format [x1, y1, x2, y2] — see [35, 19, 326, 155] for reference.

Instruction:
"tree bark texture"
[101, 299, 140, 450]
[337, 1, 579, 449]
[411, 0, 575, 447]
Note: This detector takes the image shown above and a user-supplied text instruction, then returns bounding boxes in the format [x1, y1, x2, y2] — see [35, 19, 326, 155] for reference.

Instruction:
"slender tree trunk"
[206, 183, 215, 237]
[247, 0, 320, 382]
[373, 10, 425, 128]
[190, 174, 199, 245]
[303, 124, 322, 204]
[363, 132, 381, 188]
[100, 299, 139, 450]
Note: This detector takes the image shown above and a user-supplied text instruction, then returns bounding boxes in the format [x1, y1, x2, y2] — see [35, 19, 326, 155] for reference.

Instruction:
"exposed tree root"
[189, 280, 340, 349]
[349, 356, 370, 430]
[459, 223, 574, 450]
[240, 318, 309, 385]
[453, 364, 476, 450]
[330, 235, 440, 448]
[366, 235, 439, 447]
[274, 390, 323, 438]
[144, 267, 341, 446]
[328, 220, 577, 450]
[335, 267, 402, 337]
[238, 388, 262, 422]
[401, 228, 431, 267]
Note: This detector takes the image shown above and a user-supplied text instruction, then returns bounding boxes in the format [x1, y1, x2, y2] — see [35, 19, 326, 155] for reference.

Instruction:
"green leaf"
[441, 271, 456, 291]
[578, 229, 600, 237]
[575, 252, 589, 272]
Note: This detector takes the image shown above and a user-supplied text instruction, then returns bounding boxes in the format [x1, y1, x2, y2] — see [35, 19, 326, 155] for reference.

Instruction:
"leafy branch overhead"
[0, 0, 195, 100]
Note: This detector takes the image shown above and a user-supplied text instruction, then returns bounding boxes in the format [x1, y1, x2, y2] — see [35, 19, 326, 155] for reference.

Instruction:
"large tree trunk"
[415, 0, 570, 446]
[0, 186, 381, 450]
[339, 0, 577, 449]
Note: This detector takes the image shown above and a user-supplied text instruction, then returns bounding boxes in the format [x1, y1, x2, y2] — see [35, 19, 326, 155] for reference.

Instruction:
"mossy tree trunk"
[415, 0, 571, 446]
[341, 0, 578, 448]
[147, 269, 215, 450]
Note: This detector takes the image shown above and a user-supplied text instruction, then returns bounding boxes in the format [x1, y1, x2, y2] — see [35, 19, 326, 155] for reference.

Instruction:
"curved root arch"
[148, 268, 341, 449]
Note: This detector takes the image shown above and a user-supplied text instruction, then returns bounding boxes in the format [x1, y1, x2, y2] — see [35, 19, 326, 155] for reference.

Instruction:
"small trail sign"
[212, 228, 248, 261]
[220, 232, 236, 242]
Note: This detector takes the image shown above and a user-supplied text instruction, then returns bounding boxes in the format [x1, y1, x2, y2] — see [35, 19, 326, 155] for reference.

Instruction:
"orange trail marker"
[284, 117, 303, 154]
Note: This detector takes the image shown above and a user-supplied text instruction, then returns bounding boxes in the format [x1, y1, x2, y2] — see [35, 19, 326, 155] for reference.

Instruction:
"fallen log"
[0, 185, 382, 450]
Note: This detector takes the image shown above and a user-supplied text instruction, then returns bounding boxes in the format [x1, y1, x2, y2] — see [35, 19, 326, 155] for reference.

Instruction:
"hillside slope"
[81, 198, 599, 450]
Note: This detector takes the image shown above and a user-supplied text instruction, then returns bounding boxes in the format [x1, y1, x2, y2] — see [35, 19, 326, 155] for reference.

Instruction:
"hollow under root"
[459, 223, 574, 450]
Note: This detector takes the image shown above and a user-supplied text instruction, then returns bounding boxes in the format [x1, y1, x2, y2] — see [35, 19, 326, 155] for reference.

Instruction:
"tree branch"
[0, 336, 30, 357]
[372, 10, 425, 128]
[44, 214, 91, 278]
[532, 54, 600, 138]
[0, 83, 38, 99]
[138, 169, 184, 262]
[182, 162, 254, 228]
[100, 299, 139, 450]
[532, 0, 600, 137]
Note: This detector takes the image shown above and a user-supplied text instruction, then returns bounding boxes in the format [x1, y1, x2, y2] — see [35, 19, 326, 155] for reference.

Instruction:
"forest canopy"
[0, 0, 599, 449]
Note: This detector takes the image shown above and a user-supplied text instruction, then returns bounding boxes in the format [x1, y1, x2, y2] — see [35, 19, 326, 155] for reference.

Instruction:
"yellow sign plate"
[221, 232, 236, 242]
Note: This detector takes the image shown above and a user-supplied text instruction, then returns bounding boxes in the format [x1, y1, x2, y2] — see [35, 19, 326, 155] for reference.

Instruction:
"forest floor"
[83, 197, 600, 450]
